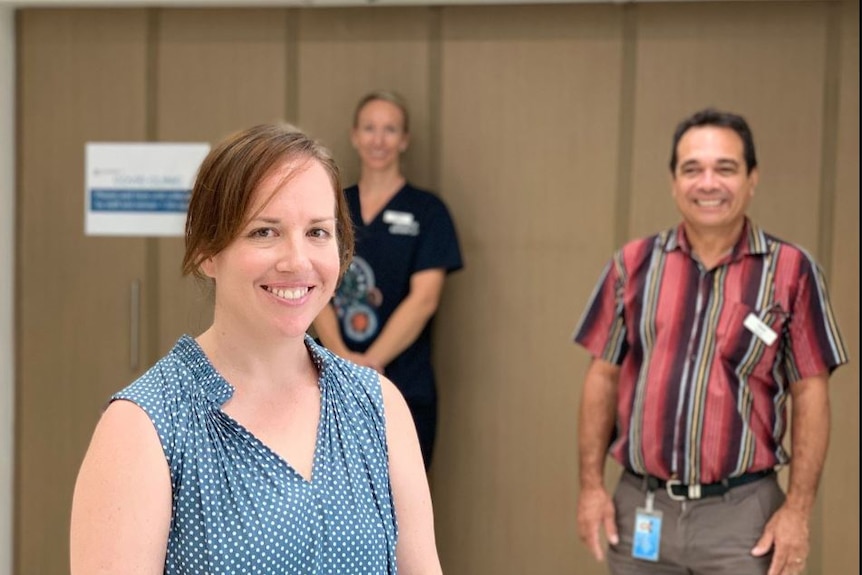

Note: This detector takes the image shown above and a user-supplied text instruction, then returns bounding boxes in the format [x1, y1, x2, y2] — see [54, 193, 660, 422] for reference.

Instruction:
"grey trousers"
[608, 469, 785, 575]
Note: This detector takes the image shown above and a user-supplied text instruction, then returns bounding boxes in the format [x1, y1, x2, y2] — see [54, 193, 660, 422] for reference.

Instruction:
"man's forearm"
[785, 374, 831, 515]
[579, 359, 620, 489]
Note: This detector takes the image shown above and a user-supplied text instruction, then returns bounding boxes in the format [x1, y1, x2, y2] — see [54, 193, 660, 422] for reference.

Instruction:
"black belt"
[631, 469, 775, 501]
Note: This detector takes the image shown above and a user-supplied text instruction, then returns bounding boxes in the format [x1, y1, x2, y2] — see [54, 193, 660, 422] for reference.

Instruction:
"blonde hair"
[352, 90, 410, 134]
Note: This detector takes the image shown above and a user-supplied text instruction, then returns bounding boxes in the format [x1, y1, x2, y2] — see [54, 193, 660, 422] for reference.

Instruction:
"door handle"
[130, 279, 141, 371]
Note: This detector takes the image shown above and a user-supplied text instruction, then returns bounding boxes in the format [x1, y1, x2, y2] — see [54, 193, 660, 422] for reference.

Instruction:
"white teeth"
[268, 287, 309, 300]
[697, 199, 722, 207]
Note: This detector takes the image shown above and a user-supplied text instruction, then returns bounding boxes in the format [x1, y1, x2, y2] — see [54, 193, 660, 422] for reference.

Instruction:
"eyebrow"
[679, 158, 740, 169]
[310, 217, 337, 225]
[251, 216, 279, 224]
[249, 216, 337, 224]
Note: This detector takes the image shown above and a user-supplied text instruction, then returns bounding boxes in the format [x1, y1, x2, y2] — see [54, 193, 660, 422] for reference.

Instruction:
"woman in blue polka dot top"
[70, 124, 442, 574]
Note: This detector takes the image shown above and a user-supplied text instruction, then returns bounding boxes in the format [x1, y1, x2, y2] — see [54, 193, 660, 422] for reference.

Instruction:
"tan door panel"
[17, 9, 150, 575]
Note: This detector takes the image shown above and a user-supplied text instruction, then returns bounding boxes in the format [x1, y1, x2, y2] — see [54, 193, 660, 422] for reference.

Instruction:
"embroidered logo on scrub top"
[382, 210, 419, 236]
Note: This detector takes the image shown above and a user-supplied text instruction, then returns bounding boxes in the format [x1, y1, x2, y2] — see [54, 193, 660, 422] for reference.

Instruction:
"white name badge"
[744, 313, 778, 346]
[382, 210, 414, 225]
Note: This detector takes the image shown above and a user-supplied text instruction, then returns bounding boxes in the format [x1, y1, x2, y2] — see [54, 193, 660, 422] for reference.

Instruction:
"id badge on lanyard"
[632, 490, 662, 562]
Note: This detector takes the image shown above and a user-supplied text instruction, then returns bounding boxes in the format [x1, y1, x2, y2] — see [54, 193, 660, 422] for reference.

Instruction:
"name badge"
[632, 508, 662, 562]
[744, 313, 778, 346]
[382, 210, 414, 225]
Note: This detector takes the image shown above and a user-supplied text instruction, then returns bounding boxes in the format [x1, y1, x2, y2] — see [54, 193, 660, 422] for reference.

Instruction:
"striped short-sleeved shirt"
[574, 220, 848, 485]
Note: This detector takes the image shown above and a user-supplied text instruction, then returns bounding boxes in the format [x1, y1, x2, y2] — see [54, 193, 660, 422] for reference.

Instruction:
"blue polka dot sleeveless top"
[112, 335, 398, 574]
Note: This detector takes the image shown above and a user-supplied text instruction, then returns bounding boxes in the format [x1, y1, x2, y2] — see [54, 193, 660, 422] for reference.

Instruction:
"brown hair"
[352, 90, 410, 134]
[670, 108, 757, 175]
[182, 123, 354, 281]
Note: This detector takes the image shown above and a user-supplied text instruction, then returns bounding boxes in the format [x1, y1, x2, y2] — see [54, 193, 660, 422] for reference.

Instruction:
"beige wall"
[822, 1, 860, 573]
[1, 7, 15, 575]
[15, 3, 858, 574]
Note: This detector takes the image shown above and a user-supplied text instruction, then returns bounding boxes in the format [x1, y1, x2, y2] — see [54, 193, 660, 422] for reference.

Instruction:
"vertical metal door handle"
[130, 279, 141, 371]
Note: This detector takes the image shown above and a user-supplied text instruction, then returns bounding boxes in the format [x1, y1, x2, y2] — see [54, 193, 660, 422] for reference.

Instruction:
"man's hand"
[577, 485, 619, 561]
[751, 372, 828, 574]
[576, 358, 621, 562]
[751, 503, 810, 575]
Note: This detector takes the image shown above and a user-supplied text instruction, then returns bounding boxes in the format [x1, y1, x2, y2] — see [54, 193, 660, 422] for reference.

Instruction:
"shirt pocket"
[718, 302, 788, 379]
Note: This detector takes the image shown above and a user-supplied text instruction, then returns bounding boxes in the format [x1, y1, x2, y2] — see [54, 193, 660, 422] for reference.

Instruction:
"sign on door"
[85, 142, 210, 236]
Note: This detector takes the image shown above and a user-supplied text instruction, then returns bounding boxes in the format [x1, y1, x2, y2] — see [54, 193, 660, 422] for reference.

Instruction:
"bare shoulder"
[99, 398, 162, 441]
[74, 396, 171, 506]
[379, 376, 410, 418]
[379, 376, 419, 443]
[377, 376, 443, 574]
[378, 375, 425, 472]
[70, 399, 172, 574]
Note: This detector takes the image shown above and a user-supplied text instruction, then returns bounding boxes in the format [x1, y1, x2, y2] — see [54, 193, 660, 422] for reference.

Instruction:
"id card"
[632, 508, 662, 562]
[743, 312, 778, 346]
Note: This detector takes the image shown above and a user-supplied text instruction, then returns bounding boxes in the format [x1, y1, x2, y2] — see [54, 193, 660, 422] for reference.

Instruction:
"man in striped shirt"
[573, 108, 848, 575]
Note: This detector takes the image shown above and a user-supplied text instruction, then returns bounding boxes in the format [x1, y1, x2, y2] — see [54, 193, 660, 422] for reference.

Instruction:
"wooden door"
[15, 8, 292, 573]
[16, 9, 151, 574]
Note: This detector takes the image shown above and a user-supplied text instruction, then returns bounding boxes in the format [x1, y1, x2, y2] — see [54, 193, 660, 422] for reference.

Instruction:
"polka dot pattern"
[113, 335, 398, 574]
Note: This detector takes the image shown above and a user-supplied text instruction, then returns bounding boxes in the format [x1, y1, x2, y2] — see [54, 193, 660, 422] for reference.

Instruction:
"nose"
[698, 169, 719, 191]
[274, 234, 312, 273]
[371, 128, 386, 145]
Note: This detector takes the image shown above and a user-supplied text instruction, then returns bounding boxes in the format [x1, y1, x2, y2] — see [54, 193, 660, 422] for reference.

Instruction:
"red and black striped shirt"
[574, 220, 848, 485]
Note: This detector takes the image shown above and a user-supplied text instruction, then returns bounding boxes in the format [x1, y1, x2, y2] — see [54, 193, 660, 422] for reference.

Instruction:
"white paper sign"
[85, 142, 211, 236]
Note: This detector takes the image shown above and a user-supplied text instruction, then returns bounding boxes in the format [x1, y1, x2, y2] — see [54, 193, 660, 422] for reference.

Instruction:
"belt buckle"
[665, 478, 702, 501]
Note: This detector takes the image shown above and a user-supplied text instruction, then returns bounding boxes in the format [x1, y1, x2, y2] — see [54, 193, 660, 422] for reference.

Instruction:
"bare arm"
[70, 400, 172, 574]
[577, 357, 621, 561]
[365, 268, 446, 370]
[382, 376, 442, 575]
[752, 373, 830, 575]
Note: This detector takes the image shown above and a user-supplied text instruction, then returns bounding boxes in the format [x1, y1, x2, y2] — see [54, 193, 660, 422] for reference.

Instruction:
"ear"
[350, 127, 360, 150]
[748, 167, 760, 196]
[398, 133, 411, 153]
[199, 255, 216, 279]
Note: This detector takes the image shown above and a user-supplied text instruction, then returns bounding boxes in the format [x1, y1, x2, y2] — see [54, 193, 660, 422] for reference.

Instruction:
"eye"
[249, 227, 277, 239]
[308, 227, 333, 240]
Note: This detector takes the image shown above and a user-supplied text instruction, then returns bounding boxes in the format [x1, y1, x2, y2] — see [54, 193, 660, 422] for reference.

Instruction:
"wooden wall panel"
[14, 4, 859, 575]
[153, 8, 292, 356]
[822, 1, 859, 574]
[436, 6, 624, 573]
[16, 9, 149, 574]
[296, 7, 435, 190]
[156, 8, 291, 141]
[629, 2, 828, 252]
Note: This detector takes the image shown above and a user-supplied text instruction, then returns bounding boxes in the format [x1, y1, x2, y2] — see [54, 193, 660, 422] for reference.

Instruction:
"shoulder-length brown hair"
[182, 124, 354, 282]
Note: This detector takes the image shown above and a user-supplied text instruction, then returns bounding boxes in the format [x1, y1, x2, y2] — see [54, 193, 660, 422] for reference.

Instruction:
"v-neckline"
[179, 334, 326, 486]
[357, 183, 406, 226]
[218, 392, 325, 486]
